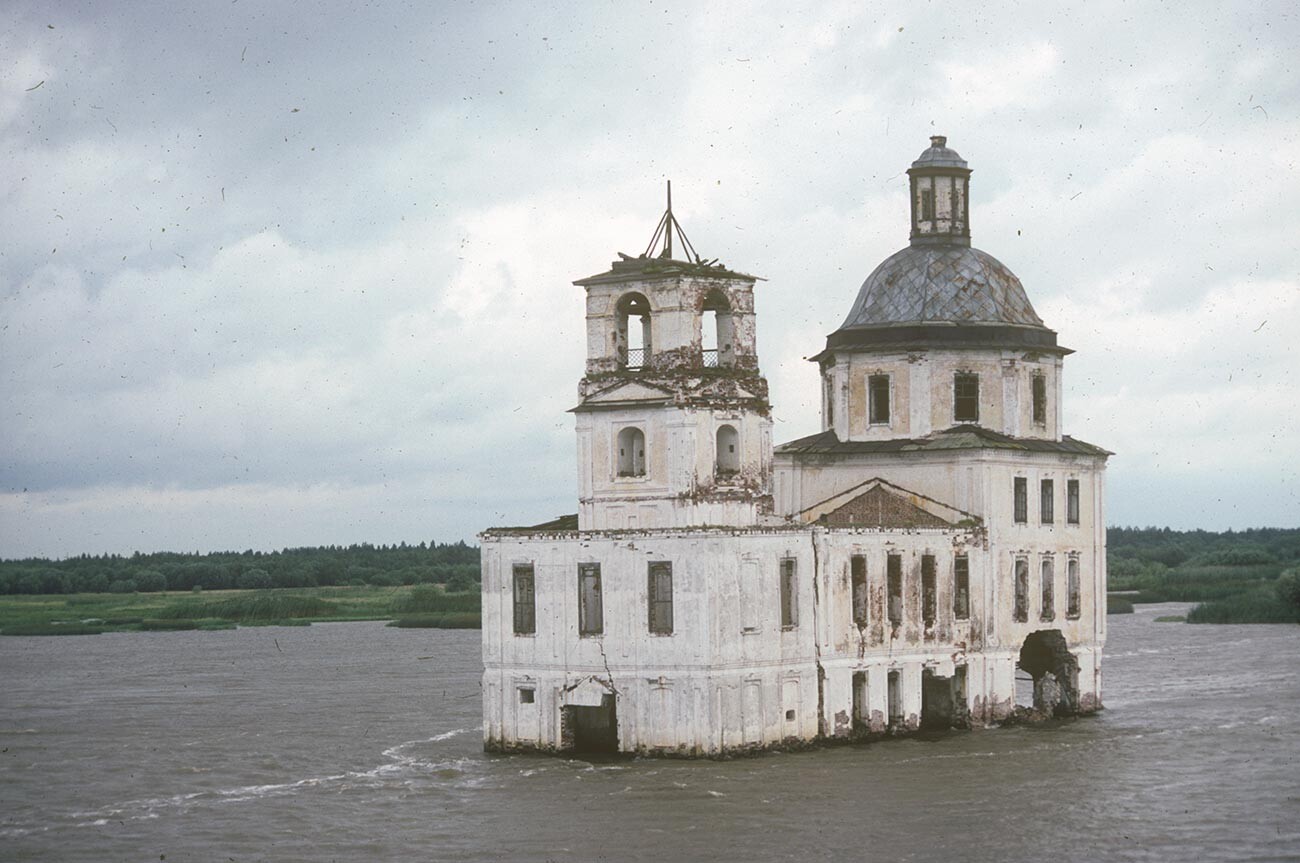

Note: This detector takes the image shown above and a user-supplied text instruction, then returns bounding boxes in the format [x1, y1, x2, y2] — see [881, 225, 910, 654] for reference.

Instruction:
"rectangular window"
[921, 554, 937, 627]
[1013, 559, 1029, 622]
[1014, 477, 1028, 524]
[954, 373, 979, 422]
[851, 555, 868, 628]
[953, 555, 970, 620]
[888, 670, 903, 725]
[1032, 374, 1047, 425]
[1067, 558, 1081, 618]
[887, 554, 903, 627]
[1067, 479, 1080, 525]
[1041, 479, 1055, 524]
[824, 377, 834, 427]
[780, 558, 798, 628]
[868, 375, 891, 424]
[578, 563, 603, 636]
[920, 187, 935, 221]
[1041, 558, 1055, 621]
[647, 561, 673, 635]
[518, 688, 535, 704]
[512, 564, 536, 635]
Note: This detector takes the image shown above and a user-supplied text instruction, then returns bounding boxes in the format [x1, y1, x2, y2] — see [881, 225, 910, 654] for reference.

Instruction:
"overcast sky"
[2, 1, 1297, 559]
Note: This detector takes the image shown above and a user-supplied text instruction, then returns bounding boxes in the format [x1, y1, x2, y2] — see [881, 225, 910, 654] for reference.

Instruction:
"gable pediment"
[798, 477, 978, 529]
[575, 378, 674, 409]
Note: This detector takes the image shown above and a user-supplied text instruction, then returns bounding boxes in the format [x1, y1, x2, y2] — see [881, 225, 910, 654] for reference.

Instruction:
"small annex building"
[481, 137, 1111, 757]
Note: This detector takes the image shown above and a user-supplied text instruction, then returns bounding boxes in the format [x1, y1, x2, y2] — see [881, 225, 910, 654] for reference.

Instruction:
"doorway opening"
[1016, 630, 1080, 716]
[562, 694, 619, 754]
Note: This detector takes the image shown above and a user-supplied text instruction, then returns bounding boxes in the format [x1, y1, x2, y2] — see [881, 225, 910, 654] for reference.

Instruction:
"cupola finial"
[643, 180, 701, 263]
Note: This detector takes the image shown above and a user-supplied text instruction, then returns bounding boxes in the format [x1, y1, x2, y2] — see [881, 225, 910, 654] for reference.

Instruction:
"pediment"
[580, 379, 675, 406]
[798, 477, 979, 529]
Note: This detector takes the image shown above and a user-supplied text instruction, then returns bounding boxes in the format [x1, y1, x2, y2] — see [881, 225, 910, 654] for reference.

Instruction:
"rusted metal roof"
[775, 425, 1112, 458]
[911, 135, 968, 170]
[838, 245, 1043, 331]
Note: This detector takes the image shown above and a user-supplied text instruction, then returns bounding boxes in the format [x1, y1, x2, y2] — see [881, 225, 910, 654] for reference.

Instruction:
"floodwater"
[2, 605, 1297, 862]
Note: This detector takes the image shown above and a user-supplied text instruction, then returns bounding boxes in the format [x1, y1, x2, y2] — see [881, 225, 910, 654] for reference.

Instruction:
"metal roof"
[775, 425, 1112, 458]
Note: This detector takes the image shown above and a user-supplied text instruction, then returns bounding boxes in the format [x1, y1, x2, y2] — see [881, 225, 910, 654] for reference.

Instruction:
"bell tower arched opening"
[615, 292, 651, 370]
[616, 427, 646, 477]
[701, 289, 734, 368]
[715, 424, 739, 478]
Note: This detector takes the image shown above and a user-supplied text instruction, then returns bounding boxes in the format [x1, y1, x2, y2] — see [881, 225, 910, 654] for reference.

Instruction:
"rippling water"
[2, 604, 1297, 862]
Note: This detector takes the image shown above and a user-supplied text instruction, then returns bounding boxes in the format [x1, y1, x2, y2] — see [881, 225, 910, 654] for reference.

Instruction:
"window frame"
[1067, 479, 1080, 525]
[887, 553, 903, 627]
[1031, 374, 1047, 426]
[779, 558, 798, 629]
[953, 554, 970, 620]
[512, 563, 536, 636]
[1013, 557, 1029, 623]
[1014, 477, 1028, 524]
[1041, 478, 1055, 525]
[578, 563, 603, 636]
[1040, 556, 1055, 621]
[868, 374, 891, 425]
[647, 561, 674, 636]
[921, 554, 937, 627]
[953, 372, 980, 423]
[616, 427, 647, 478]
[851, 555, 868, 628]
[1066, 557, 1082, 619]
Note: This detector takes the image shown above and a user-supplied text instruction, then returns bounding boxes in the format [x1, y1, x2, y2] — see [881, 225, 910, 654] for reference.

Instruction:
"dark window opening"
[1041, 478, 1055, 524]
[578, 563, 603, 636]
[920, 187, 935, 221]
[1014, 477, 1028, 524]
[868, 374, 891, 424]
[785, 709, 796, 722]
[824, 376, 835, 427]
[518, 688, 535, 704]
[1067, 559, 1081, 619]
[921, 554, 937, 627]
[1032, 374, 1047, 425]
[953, 554, 970, 620]
[512, 564, 535, 635]
[852, 671, 869, 729]
[1013, 559, 1029, 623]
[851, 555, 868, 628]
[1067, 479, 1080, 525]
[887, 554, 903, 628]
[888, 670, 903, 726]
[954, 373, 979, 422]
[780, 558, 798, 628]
[648, 561, 673, 635]
[1041, 558, 1055, 621]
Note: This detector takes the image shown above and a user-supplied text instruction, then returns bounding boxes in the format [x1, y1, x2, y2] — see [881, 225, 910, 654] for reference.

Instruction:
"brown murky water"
[2, 604, 1297, 862]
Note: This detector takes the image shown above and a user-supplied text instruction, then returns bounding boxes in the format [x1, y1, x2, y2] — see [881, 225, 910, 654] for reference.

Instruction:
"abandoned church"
[480, 136, 1112, 756]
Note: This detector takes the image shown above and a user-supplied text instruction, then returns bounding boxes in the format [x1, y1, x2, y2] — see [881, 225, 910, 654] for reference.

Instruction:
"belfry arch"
[615, 292, 651, 370]
[700, 288, 734, 367]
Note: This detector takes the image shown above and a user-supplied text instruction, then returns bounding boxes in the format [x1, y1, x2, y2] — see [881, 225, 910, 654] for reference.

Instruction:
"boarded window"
[953, 373, 979, 422]
[1041, 479, 1055, 524]
[1040, 557, 1055, 621]
[887, 554, 903, 627]
[648, 561, 673, 635]
[868, 375, 891, 424]
[953, 554, 970, 620]
[780, 558, 798, 628]
[1067, 479, 1080, 525]
[1013, 559, 1029, 622]
[512, 564, 536, 635]
[1014, 477, 1028, 524]
[1067, 558, 1081, 618]
[851, 555, 868, 628]
[617, 427, 646, 477]
[578, 563, 603, 635]
[921, 554, 937, 627]
[1032, 374, 1047, 425]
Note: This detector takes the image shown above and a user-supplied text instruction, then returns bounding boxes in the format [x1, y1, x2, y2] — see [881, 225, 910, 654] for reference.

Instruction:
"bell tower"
[572, 184, 773, 530]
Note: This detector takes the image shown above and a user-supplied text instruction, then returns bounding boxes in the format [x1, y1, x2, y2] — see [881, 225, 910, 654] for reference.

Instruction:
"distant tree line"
[0, 541, 481, 595]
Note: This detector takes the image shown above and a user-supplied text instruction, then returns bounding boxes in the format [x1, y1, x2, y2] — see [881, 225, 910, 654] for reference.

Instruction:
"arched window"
[615, 292, 651, 370]
[715, 424, 739, 477]
[701, 289, 733, 367]
[616, 427, 646, 477]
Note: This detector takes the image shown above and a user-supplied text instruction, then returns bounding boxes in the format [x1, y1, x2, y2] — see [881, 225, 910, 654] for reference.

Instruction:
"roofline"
[811, 321, 1072, 362]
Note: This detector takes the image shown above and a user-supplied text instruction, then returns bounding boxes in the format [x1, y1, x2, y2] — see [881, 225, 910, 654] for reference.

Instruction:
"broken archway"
[1016, 630, 1080, 717]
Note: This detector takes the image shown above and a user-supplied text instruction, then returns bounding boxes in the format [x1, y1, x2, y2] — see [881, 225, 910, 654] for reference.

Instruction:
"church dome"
[838, 244, 1044, 330]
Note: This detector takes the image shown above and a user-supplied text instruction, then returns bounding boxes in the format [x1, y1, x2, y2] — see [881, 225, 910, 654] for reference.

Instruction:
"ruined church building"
[481, 136, 1112, 756]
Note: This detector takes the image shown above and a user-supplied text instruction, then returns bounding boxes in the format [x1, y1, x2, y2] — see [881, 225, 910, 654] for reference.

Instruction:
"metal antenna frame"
[642, 180, 701, 263]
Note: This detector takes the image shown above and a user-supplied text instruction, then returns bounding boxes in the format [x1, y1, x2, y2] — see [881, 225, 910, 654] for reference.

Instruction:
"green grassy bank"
[0, 584, 481, 636]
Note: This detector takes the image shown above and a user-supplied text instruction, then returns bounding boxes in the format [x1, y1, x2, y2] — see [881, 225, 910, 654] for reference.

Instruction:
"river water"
[1, 603, 1297, 862]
